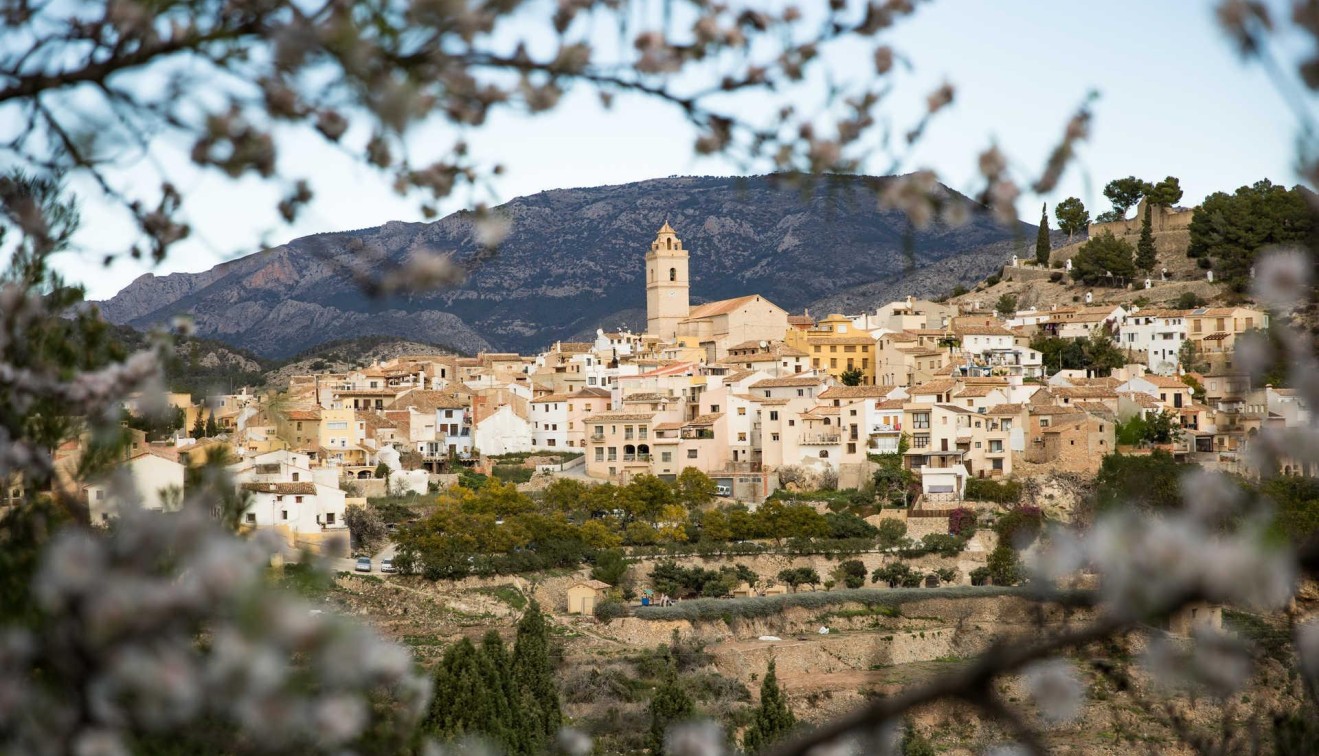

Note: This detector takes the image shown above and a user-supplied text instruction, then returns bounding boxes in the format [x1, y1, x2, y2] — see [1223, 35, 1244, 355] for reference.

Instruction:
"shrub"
[872, 562, 923, 588]
[594, 599, 630, 624]
[1049, 271, 1064, 282]
[964, 478, 1021, 504]
[986, 544, 1021, 585]
[947, 507, 977, 538]
[969, 567, 991, 586]
[994, 505, 1045, 548]
[832, 560, 868, 589]
[632, 587, 1022, 622]
[876, 518, 908, 549]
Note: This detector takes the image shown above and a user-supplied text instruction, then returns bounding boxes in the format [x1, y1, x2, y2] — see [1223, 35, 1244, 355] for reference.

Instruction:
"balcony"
[680, 430, 715, 440]
[589, 433, 605, 443]
[623, 454, 651, 464]
[800, 433, 841, 445]
[870, 423, 901, 434]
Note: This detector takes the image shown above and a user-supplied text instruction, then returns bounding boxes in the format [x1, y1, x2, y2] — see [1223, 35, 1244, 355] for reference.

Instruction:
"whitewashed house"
[86, 451, 186, 524]
[473, 404, 534, 456]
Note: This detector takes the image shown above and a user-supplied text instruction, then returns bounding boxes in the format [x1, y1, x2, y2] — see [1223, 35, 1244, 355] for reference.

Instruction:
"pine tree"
[1035, 203, 1051, 265]
[190, 412, 205, 439]
[204, 410, 218, 438]
[647, 669, 695, 754]
[511, 601, 562, 753]
[1136, 201, 1157, 271]
[743, 660, 796, 753]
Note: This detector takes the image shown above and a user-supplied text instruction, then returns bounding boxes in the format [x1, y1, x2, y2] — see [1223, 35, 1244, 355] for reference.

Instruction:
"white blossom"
[1252, 247, 1312, 312]
[1023, 658, 1085, 724]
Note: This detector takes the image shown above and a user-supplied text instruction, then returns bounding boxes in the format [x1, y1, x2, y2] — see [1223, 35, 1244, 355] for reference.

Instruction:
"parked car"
[380, 558, 396, 573]
[715, 485, 732, 497]
[355, 556, 372, 573]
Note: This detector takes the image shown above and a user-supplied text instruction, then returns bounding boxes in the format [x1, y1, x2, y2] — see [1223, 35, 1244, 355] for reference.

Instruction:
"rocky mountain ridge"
[99, 174, 1038, 357]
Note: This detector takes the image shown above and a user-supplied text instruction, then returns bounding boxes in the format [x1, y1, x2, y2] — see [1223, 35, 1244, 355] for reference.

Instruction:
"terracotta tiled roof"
[819, 385, 889, 399]
[876, 398, 906, 410]
[787, 315, 815, 326]
[1074, 401, 1116, 420]
[1145, 374, 1191, 389]
[284, 409, 322, 421]
[750, 375, 826, 389]
[685, 413, 723, 426]
[584, 412, 656, 423]
[909, 379, 958, 395]
[685, 295, 762, 319]
[389, 390, 468, 411]
[1052, 386, 1118, 399]
[241, 482, 317, 495]
[954, 385, 1001, 398]
[622, 392, 673, 402]
[986, 403, 1026, 416]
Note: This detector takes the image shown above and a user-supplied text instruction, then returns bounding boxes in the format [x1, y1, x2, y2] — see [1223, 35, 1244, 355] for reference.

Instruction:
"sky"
[41, 0, 1312, 300]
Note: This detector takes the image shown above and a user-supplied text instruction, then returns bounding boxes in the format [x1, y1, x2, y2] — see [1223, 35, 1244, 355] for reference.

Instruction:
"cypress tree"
[1136, 201, 1157, 271]
[511, 601, 562, 753]
[742, 660, 797, 754]
[1035, 203, 1051, 265]
[426, 637, 515, 750]
[647, 669, 695, 754]
[190, 412, 205, 439]
[204, 410, 218, 438]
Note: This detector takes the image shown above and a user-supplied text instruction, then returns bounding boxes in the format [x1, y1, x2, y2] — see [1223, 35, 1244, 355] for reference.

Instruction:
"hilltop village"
[70, 211, 1307, 551]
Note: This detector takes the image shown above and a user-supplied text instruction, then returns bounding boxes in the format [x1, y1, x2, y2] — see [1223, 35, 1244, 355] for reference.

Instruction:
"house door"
[940, 438, 948, 451]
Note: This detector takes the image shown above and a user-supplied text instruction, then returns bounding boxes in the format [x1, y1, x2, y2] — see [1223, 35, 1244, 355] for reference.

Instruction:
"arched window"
[666, 238, 672, 250]
[624, 444, 636, 456]
[819, 450, 829, 458]
[669, 267, 677, 282]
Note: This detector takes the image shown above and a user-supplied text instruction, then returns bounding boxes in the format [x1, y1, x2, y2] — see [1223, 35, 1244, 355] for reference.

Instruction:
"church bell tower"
[645, 221, 690, 341]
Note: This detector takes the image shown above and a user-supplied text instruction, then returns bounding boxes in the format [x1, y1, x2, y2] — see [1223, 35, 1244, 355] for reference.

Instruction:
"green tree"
[204, 410, 219, 438]
[1035, 203, 1051, 265]
[743, 660, 797, 753]
[1102, 175, 1148, 220]
[700, 508, 733, 542]
[1136, 201, 1157, 271]
[986, 543, 1021, 586]
[995, 293, 1018, 316]
[374, 461, 391, 478]
[1187, 179, 1314, 292]
[1175, 291, 1207, 310]
[190, 411, 205, 439]
[839, 365, 864, 386]
[647, 670, 695, 754]
[426, 637, 516, 749]
[1091, 451, 1190, 512]
[1081, 330, 1127, 376]
[511, 601, 562, 753]
[876, 518, 909, 549]
[1055, 196, 1090, 240]
[1147, 175, 1184, 208]
[1179, 340, 1209, 373]
[675, 467, 718, 509]
[1070, 231, 1136, 286]
[590, 549, 628, 586]
[832, 559, 868, 589]
[344, 503, 387, 553]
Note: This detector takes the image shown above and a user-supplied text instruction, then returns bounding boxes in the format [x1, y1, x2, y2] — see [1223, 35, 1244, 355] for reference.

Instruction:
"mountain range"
[97, 174, 1039, 357]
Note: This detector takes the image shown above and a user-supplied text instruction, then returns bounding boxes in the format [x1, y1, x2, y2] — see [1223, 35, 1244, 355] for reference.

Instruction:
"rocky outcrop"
[98, 174, 1035, 357]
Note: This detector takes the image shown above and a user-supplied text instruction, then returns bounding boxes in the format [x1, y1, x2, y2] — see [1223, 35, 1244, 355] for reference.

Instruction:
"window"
[95, 489, 104, 500]
[281, 510, 288, 520]
[1040, 418, 1051, 428]
[913, 434, 930, 448]
[245, 513, 256, 524]
[738, 432, 747, 442]
[295, 495, 304, 503]
[1001, 419, 1012, 431]
[595, 448, 604, 462]
[769, 411, 779, 421]
[912, 412, 930, 429]
[710, 405, 719, 413]
[669, 267, 676, 281]
[844, 345, 856, 353]
[850, 409, 857, 416]
[797, 389, 805, 397]
[607, 447, 617, 461]
[661, 452, 673, 462]
[830, 345, 837, 353]
[687, 449, 698, 459]
[771, 433, 780, 441]
[788, 419, 795, 426]
[992, 458, 1004, 471]
[639, 427, 648, 440]
[737, 407, 746, 416]
[989, 440, 1003, 453]
[594, 425, 603, 436]
[291, 472, 299, 481]
[847, 443, 856, 454]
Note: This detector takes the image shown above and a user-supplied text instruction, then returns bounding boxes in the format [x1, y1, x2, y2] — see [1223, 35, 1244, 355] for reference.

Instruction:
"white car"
[380, 558, 396, 573]
[715, 485, 732, 497]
